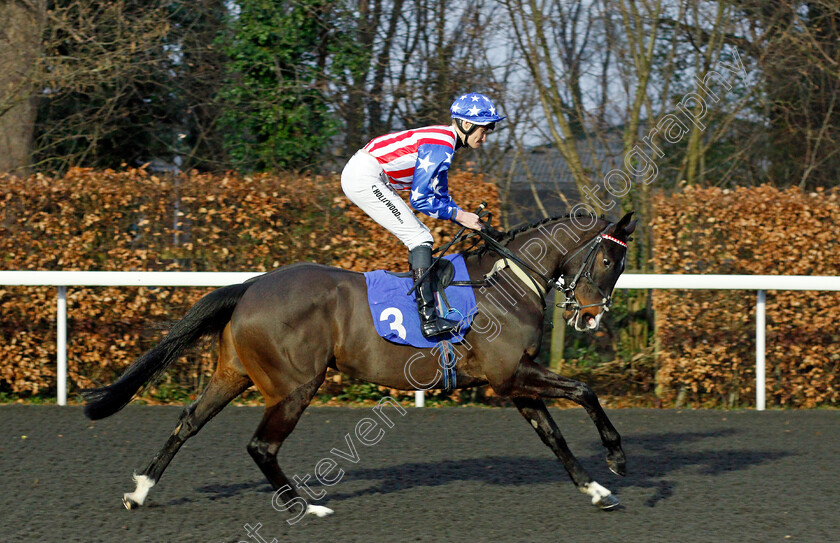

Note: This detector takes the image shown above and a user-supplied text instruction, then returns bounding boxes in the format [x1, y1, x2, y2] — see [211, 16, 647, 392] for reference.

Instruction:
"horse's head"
[561, 212, 636, 332]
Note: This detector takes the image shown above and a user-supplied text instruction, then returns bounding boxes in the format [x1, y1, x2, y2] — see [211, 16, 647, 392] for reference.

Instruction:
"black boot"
[409, 245, 460, 338]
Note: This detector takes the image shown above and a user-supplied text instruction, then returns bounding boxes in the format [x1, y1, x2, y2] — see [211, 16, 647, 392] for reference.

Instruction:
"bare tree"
[324, 0, 503, 161]
[502, 0, 598, 196]
[0, 0, 45, 175]
[31, 1, 174, 172]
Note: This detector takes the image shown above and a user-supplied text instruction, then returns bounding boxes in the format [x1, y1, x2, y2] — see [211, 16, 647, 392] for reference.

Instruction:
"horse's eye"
[602, 258, 611, 268]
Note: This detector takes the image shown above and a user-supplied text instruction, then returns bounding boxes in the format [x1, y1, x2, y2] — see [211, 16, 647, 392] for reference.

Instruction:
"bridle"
[473, 223, 628, 313]
[557, 227, 628, 315]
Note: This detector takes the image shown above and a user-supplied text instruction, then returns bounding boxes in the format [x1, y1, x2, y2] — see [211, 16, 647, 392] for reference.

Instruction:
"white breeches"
[341, 150, 434, 251]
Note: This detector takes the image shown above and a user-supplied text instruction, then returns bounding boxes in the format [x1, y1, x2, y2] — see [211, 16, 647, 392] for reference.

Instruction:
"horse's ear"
[614, 212, 636, 236]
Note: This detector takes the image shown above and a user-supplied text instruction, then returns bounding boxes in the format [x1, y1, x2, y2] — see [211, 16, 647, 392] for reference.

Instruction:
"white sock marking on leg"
[124, 473, 155, 506]
[580, 481, 612, 505]
[305, 504, 334, 518]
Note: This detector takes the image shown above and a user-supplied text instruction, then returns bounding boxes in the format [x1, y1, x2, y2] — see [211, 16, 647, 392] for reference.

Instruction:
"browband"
[601, 234, 627, 248]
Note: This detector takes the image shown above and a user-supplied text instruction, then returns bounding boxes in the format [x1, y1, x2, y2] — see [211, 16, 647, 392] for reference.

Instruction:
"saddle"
[363, 254, 477, 349]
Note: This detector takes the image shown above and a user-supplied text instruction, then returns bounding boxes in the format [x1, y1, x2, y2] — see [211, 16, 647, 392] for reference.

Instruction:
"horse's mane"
[463, 212, 604, 259]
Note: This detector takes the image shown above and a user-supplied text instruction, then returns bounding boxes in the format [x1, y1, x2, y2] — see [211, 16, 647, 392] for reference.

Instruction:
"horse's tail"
[82, 280, 256, 420]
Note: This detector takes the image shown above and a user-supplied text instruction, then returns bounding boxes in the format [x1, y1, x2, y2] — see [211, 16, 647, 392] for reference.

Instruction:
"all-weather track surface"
[1, 406, 837, 543]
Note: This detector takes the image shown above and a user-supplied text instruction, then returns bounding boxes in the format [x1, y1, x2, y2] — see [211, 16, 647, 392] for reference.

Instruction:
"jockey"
[341, 92, 505, 338]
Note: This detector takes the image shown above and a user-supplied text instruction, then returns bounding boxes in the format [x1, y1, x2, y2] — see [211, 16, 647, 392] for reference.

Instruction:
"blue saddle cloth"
[363, 254, 477, 348]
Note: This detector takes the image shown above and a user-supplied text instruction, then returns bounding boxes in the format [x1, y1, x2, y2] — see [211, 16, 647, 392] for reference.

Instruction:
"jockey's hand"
[454, 210, 483, 231]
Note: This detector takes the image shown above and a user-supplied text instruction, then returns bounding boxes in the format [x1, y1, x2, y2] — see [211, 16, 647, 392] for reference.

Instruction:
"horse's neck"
[474, 217, 607, 280]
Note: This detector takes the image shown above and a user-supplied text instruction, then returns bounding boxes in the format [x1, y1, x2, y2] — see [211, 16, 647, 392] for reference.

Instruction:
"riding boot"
[409, 245, 460, 338]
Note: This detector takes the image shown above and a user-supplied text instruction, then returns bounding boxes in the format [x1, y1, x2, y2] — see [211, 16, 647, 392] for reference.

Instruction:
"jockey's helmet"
[450, 93, 506, 126]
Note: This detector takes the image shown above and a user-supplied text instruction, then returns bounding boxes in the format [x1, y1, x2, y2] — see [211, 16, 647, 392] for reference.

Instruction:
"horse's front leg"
[508, 358, 626, 477]
[512, 396, 620, 510]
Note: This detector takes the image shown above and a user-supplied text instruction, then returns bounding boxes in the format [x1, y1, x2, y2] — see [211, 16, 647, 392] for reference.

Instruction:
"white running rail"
[2, 271, 839, 410]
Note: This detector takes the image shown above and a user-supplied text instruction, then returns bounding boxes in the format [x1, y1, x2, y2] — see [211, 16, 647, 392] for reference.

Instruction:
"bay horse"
[82, 211, 637, 518]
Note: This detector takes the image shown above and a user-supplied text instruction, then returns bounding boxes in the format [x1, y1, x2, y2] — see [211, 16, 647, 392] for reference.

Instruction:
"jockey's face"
[459, 122, 494, 149]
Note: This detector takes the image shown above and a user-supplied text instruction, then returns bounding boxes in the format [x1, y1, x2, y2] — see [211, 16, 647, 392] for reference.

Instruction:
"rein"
[470, 229, 559, 308]
[452, 221, 626, 313]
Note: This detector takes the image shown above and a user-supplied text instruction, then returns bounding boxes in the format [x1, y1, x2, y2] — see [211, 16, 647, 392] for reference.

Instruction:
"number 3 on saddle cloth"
[363, 254, 477, 390]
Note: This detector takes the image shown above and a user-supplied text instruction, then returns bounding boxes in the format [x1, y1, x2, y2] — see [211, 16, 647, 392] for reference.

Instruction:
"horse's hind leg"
[513, 397, 619, 510]
[123, 325, 252, 509]
[247, 370, 332, 524]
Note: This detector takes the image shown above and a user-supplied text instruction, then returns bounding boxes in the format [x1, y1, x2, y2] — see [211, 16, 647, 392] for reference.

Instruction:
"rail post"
[756, 290, 766, 411]
[57, 286, 68, 406]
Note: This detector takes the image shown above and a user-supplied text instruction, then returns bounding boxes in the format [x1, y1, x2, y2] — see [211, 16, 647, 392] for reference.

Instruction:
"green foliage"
[217, 0, 336, 171]
[0, 392, 57, 405]
[333, 381, 382, 403]
[144, 375, 195, 404]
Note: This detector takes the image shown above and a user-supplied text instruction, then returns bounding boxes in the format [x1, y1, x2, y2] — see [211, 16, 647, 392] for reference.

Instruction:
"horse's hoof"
[581, 481, 619, 510]
[595, 493, 620, 510]
[607, 450, 627, 477]
[608, 459, 626, 477]
[123, 496, 139, 510]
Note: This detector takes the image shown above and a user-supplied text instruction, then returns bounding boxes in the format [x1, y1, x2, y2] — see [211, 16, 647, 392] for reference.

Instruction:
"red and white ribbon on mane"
[602, 234, 627, 248]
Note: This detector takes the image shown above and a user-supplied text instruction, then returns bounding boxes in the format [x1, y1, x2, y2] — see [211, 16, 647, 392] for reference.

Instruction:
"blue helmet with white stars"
[450, 92, 505, 125]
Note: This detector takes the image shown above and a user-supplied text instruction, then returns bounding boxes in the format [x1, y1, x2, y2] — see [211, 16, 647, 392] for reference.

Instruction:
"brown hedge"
[0, 167, 499, 396]
[651, 184, 840, 408]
